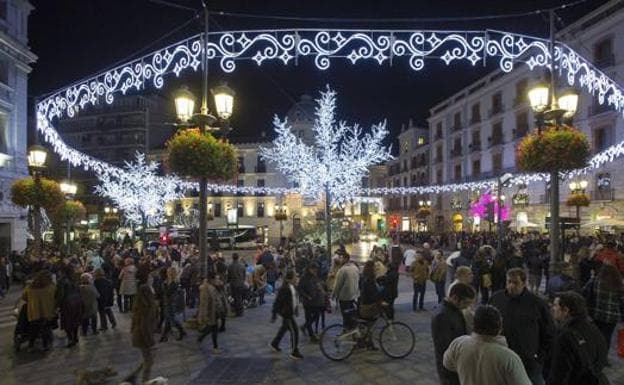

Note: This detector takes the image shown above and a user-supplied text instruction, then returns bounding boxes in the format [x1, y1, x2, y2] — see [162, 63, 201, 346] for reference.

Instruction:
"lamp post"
[60, 180, 77, 256]
[174, 83, 235, 277]
[27, 145, 48, 255]
[568, 179, 588, 219]
[496, 173, 513, 255]
[527, 12, 580, 274]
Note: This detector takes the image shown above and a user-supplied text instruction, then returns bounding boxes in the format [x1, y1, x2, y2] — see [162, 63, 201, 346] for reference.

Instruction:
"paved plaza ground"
[1, 272, 623, 385]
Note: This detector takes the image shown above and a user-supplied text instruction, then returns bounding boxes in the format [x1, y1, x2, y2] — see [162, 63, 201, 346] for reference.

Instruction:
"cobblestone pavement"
[1, 275, 622, 385]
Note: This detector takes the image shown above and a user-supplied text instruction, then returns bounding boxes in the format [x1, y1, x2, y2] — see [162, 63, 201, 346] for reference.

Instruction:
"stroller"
[13, 299, 30, 352]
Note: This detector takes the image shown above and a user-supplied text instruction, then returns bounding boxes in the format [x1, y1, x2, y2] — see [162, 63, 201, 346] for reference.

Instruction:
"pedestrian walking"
[21, 270, 56, 351]
[270, 270, 303, 360]
[297, 262, 324, 342]
[331, 252, 359, 330]
[197, 273, 222, 353]
[128, 284, 158, 383]
[79, 273, 99, 336]
[430, 250, 447, 304]
[411, 253, 429, 311]
[583, 263, 623, 356]
[431, 283, 476, 385]
[160, 267, 186, 342]
[548, 291, 609, 385]
[489, 268, 556, 385]
[94, 269, 117, 330]
[119, 258, 137, 313]
[227, 253, 247, 317]
[443, 305, 532, 385]
[57, 266, 83, 348]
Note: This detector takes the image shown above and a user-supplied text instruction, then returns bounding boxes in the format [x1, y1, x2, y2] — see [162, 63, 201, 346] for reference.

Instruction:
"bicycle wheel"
[319, 324, 357, 361]
[379, 321, 415, 359]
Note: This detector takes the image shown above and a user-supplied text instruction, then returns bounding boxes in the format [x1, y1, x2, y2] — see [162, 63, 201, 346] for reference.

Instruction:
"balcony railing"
[594, 54, 615, 69]
[588, 103, 612, 116]
[451, 148, 462, 157]
[489, 104, 505, 117]
[470, 115, 480, 124]
[453, 123, 462, 131]
[435, 132, 443, 140]
[592, 188, 614, 201]
[490, 136, 503, 147]
[255, 165, 267, 173]
[470, 142, 481, 152]
[515, 125, 529, 139]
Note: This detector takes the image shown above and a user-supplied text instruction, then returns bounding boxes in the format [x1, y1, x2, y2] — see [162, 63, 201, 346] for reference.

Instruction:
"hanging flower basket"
[566, 193, 590, 207]
[416, 207, 431, 218]
[52, 200, 87, 223]
[516, 124, 591, 172]
[101, 216, 121, 232]
[167, 128, 238, 181]
[11, 177, 64, 210]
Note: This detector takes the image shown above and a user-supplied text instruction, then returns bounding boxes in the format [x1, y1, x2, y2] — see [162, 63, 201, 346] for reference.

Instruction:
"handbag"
[618, 328, 624, 358]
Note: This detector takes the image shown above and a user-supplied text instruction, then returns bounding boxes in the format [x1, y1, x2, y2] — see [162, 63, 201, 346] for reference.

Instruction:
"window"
[238, 157, 245, 173]
[593, 126, 613, 152]
[454, 164, 462, 181]
[515, 111, 529, 138]
[471, 129, 481, 150]
[418, 136, 425, 145]
[593, 37, 614, 68]
[213, 202, 222, 217]
[256, 156, 266, 173]
[435, 122, 443, 139]
[492, 153, 502, 172]
[471, 103, 480, 123]
[257, 202, 265, 218]
[237, 202, 244, 218]
[452, 138, 461, 157]
[0, 112, 7, 153]
[257, 179, 265, 187]
[453, 112, 462, 130]
[515, 79, 528, 105]
[491, 122, 503, 145]
[436, 145, 443, 162]
[237, 179, 244, 187]
[491, 92, 503, 115]
[436, 169, 443, 184]
[472, 159, 481, 176]
[0, 60, 8, 85]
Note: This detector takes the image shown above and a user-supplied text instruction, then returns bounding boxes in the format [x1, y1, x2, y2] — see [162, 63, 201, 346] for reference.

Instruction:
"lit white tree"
[260, 86, 393, 252]
[260, 85, 393, 205]
[95, 153, 182, 228]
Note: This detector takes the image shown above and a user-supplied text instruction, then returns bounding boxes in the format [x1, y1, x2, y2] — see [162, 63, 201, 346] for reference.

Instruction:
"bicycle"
[319, 305, 415, 361]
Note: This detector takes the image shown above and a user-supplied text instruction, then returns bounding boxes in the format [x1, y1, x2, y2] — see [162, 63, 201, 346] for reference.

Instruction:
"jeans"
[230, 285, 245, 316]
[413, 282, 426, 310]
[123, 295, 134, 313]
[303, 306, 321, 337]
[339, 300, 357, 330]
[162, 307, 185, 339]
[272, 317, 299, 353]
[98, 307, 117, 329]
[434, 281, 445, 303]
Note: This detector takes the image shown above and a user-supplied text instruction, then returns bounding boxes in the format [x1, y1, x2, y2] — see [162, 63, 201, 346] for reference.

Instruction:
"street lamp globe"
[579, 180, 588, 190]
[211, 83, 235, 120]
[174, 86, 196, 123]
[418, 200, 424, 206]
[558, 89, 579, 118]
[426, 200, 431, 206]
[27, 145, 48, 170]
[528, 82, 550, 113]
[60, 180, 77, 196]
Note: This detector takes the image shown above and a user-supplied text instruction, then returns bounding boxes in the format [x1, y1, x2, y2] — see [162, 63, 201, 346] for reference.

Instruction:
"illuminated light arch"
[36, 29, 624, 196]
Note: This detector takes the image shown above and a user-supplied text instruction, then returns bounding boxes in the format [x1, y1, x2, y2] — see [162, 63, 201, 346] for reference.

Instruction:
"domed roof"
[286, 94, 316, 123]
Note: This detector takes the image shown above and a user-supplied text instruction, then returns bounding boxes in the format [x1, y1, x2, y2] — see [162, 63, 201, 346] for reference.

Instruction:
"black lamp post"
[27, 145, 48, 255]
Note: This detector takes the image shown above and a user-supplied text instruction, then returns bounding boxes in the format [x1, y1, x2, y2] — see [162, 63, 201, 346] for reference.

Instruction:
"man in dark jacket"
[548, 291, 608, 385]
[270, 270, 303, 360]
[490, 268, 556, 385]
[94, 269, 117, 330]
[431, 283, 476, 385]
[227, 253, 247, 316]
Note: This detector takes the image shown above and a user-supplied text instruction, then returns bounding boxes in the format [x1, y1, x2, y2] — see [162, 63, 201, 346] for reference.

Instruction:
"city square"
[1, 0, 624, 384]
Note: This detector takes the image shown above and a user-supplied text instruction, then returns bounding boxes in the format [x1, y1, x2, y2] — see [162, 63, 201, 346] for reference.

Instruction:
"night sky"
[28, 0, 610, 147]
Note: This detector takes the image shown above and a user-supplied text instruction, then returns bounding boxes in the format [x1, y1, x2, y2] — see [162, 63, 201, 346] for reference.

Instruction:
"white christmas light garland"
[35, 29, 624, 198]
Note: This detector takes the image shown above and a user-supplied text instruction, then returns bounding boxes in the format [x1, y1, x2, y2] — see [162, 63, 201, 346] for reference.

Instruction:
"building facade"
[386, 120, 430, 231]
[425, 0, 624, 233]
[0, 0, 36, 252]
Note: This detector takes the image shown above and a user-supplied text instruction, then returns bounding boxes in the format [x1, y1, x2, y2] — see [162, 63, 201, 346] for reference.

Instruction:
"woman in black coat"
[56, 266, 83, 347]
[94, 269, 117, 330]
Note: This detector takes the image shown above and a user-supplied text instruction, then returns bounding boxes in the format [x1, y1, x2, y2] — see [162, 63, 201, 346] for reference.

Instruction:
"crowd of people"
[2, 230, 623, 385]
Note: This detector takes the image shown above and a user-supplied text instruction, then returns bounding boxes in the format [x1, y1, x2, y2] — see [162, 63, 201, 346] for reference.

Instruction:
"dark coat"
[131, 305, 157, 349]
[94, 277, 115, 308]
[297, 274, 324, 308]
[227, 261, 246, 288]
[381, 269, 399, 301]
[272, 283, 297, 319]
[431, 300, 467, 385]
[547, 317, 608, 385]
[489, 288, 556, 371]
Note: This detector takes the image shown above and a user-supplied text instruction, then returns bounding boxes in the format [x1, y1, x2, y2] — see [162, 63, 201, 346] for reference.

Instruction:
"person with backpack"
[160, 267, 187, 342]
[548, 291, 609, 385]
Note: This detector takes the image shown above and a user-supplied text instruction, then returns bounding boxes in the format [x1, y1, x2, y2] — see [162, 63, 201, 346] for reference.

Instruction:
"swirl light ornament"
[36, 29, 624, 198]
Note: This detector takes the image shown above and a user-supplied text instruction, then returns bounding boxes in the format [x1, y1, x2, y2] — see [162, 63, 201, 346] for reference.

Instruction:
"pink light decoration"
[469, 192, 510, 221]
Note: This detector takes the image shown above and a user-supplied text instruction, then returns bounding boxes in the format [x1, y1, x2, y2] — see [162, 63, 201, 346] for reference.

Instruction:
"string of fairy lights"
[36, 29, 624, 199]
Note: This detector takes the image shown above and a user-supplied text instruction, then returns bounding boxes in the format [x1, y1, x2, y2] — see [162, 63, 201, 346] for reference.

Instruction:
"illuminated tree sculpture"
[95, 153, 182, 230]
[260, 86, 393, 253]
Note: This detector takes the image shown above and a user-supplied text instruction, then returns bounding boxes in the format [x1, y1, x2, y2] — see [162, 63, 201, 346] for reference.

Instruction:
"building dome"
[286, 94, 315, 123]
